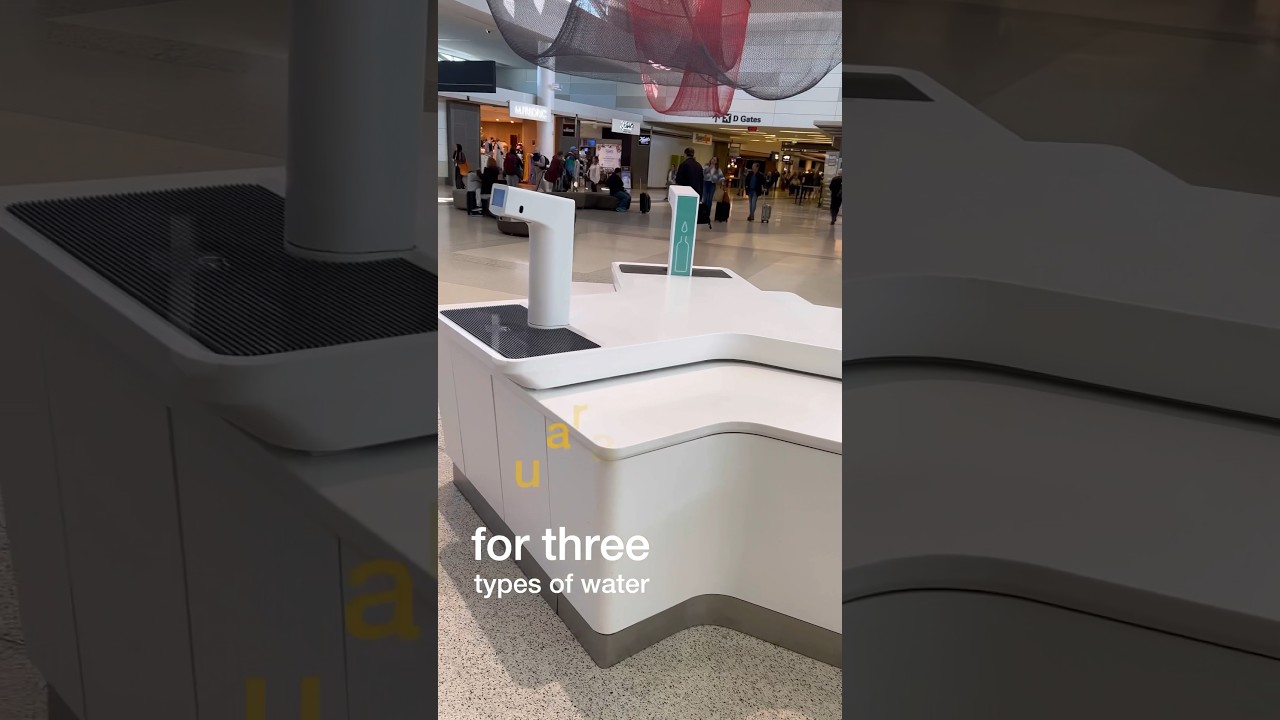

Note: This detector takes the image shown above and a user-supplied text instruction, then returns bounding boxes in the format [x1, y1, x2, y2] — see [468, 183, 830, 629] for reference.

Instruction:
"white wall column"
[537, 62, 557, 163]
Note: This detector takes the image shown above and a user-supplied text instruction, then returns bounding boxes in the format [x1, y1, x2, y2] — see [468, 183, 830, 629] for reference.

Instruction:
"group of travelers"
[454, 140, 840, 224]
[666, 149, 767, 226]
[667, 148, 842, 225]
[454, 140, 634, 216]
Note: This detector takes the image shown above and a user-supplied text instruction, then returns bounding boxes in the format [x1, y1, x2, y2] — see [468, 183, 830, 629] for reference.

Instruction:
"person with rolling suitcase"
[701, 158, 724, 228]
[675, 147, 708, 224]
[743, 161, 766, 221]
[715, 187, 731, 224]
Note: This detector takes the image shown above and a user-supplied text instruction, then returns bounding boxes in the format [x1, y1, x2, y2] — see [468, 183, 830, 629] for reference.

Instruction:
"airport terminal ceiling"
[482, 0, 842, 114]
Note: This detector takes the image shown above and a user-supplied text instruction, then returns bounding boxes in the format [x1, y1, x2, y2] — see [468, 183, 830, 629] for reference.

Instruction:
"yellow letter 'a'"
[546, 423, 571, 449]
[345, 560, 420, 640]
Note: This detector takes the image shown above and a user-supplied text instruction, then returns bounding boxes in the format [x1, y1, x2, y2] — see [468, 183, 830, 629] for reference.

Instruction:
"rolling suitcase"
[698, 203, 712, 226]
[760, 203, 772, 223]
[715, 200, 731, 223]
[639, 192, 651, 214]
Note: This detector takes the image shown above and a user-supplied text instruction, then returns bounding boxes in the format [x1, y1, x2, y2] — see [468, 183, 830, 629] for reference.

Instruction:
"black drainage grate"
[845, 72, 933, 102]
[618, 264, 732, 278]
[7, 184, 436, 357]
[442, 304, 599, 359]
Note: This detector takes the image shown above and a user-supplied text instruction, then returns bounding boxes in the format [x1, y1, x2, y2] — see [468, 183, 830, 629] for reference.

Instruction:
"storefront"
[446, 99, 554, 184]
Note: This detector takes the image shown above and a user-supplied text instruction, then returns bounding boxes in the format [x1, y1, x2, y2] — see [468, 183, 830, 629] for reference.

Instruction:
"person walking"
[502, 150, 518, 186]
[480, 157, 501, 217]
[545, 154, 564, 193]
[563, 151, 577, 191]
[743, 161, 766, 221]
[701, 157, 725, 227]
[529, 149, 545, 190]
[452, 144, 468, 190]
[674, 148, 704, 198]
[586, 155, 603, 192]
[829, 170, 842, 225]
[701, 157, 724, 210]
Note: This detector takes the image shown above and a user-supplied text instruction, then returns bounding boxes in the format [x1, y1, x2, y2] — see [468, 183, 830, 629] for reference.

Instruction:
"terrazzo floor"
[436, 426, 844, 720]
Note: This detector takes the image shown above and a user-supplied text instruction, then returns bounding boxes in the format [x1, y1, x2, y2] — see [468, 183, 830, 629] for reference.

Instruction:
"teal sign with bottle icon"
[667, 187, 699, 276]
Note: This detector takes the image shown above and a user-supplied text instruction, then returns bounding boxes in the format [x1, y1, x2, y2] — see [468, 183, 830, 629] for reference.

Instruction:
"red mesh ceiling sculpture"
[486, 0, 842, 116]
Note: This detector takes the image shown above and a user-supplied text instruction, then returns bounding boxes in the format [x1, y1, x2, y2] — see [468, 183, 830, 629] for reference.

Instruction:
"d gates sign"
[714, 113, 767, 125]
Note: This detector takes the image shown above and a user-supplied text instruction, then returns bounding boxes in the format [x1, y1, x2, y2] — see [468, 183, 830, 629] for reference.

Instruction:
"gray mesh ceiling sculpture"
[487, 0, 842, 116]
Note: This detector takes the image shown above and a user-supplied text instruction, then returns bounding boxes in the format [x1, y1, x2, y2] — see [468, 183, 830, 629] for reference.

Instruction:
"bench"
[463, 188, 622, 211]
[496, 218, 529, 237]
[549, 191, 620, 211]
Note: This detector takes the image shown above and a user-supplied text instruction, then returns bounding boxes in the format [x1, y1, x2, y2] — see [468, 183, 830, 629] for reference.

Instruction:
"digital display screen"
[439, 61, 497, 93]
[491, 186, 507, 209]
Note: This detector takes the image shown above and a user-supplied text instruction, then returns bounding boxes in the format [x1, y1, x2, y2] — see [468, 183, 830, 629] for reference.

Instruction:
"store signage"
[824, 151, 841, 183]
[598, 143, 623, 170]
[611, 118, 640, 135]
[638, 134, 652, 145]
[691, 133, 714, 145]
[508, 101, 551, 122]
[561, 119, 576, 136]
[785, 140, 834, 153]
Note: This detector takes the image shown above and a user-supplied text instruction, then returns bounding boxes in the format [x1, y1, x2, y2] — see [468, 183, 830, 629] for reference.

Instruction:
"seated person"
[464, 170, 482, 215]
[605, 168, 631, 212]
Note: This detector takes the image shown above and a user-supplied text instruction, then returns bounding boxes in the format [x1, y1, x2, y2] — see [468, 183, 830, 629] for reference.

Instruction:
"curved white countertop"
[521, 361, 841, 459]
[441, 263, 841, 390]
[847, 65, 1280, 421]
